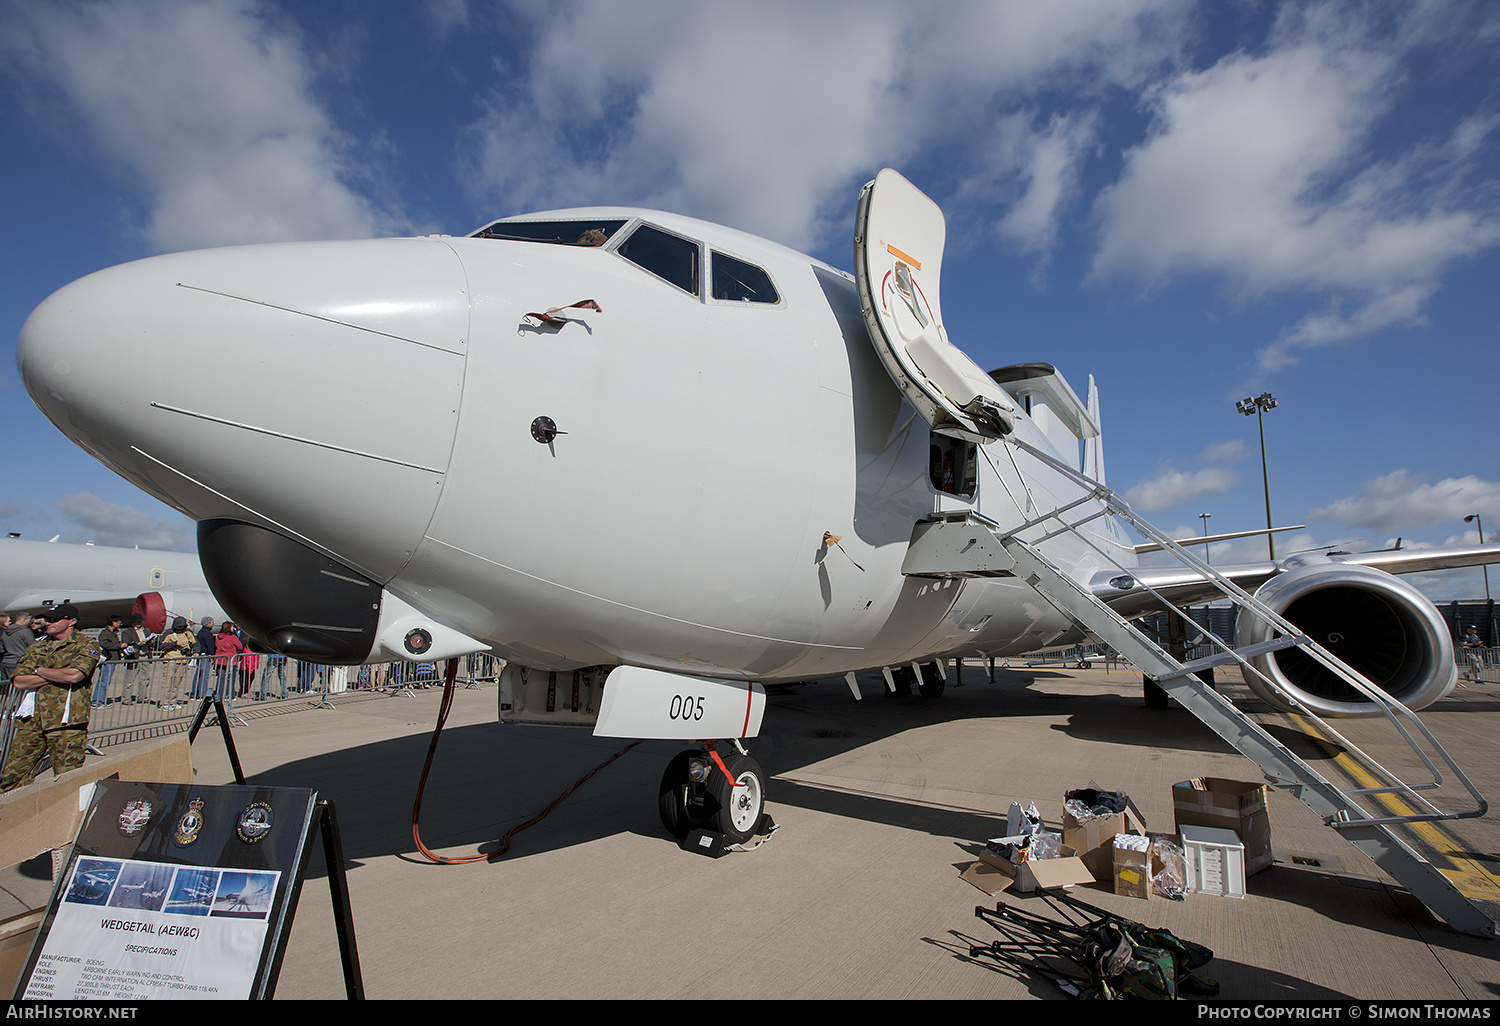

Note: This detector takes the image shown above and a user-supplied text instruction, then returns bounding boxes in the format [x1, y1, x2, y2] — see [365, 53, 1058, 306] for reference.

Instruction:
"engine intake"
[1235, 560, 1456, 717]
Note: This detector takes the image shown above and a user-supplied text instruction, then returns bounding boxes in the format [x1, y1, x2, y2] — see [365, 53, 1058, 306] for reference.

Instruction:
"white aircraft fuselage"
[22, 170, 1497, 844]
[0, 537, 224, 631]
[29, 167, 1490, 739]
[17, 204, 1122, 683]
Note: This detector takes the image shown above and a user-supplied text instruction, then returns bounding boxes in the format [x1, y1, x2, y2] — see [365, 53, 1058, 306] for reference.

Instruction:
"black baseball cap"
[44, 603, 81, 621]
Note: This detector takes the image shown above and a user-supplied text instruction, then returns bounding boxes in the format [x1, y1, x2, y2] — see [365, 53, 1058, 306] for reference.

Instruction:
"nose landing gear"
[658, 742, 768, 846]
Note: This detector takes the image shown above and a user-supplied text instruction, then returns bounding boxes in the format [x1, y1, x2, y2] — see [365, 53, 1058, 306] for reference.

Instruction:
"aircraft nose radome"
[19, 239, 471, 582]
[18, 266, 150, 477]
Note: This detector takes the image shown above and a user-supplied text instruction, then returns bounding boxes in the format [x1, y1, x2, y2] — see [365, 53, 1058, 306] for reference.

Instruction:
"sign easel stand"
[172, 696, 365, 998]
[267, 799, 364, 1000]
[188, 694, 246, 784]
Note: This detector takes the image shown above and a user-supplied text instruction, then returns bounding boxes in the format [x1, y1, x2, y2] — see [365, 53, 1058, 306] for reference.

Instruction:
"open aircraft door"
[855, 168, 1015, 443]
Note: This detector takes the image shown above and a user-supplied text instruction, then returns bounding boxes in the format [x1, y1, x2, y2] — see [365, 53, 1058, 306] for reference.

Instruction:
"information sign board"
[15, 780, 319, 1000]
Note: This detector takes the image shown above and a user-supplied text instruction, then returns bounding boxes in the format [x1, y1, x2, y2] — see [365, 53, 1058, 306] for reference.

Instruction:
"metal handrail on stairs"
[988, 435, 1486, 831]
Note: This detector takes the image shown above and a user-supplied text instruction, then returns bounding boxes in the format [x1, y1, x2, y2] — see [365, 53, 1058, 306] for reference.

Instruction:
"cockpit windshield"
[470, 219, 629, 246]
[712, 252, 779, 303]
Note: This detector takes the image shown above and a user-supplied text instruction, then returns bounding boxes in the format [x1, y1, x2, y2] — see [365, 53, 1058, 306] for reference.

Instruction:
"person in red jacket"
[214, 622, 246, 698]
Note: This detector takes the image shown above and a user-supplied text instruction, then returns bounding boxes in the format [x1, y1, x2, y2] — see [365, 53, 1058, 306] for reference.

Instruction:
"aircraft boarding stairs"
[908, 436, 1494, 937]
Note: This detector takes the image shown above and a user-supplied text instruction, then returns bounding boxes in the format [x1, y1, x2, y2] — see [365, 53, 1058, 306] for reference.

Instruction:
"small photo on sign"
[165, 867, 220, 916]
[64, 859, 121, 906]
[211, 871, 276, 919]
[107, 863, 175, 912]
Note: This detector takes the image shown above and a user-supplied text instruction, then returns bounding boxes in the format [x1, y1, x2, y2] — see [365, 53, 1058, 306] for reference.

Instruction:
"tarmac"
[34, 664, 1500, 999]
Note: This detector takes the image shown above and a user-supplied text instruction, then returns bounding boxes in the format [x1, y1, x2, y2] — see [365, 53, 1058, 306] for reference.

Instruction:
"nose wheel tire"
[658, 749, 704, 839]
[707, 753, 766, 845]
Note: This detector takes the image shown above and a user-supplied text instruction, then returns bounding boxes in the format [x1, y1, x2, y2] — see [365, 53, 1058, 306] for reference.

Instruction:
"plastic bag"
[1028, 830, 1063, 861]
[985, 828, 1063, 865]
[1008, 801, 1043, 837]
[1064, 787, 1127, 824]
[1151, 834, 1187, 901]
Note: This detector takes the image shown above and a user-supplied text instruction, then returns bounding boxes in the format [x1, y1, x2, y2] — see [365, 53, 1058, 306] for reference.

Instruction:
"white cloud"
[1401, 567, 1490, 603]
[3, 0, 397, 252]
[1124, 466, 1237, 513]
[1091, 9, 1500, 367]
[459, 1, 1190, 251]
[1094, 43, 1390, 292]
[1135, 529, 1320, 569]
[460, 3, 900, 249]
[1310, 470, 1500, 534]
[983, 111, 1100, 267]
[1196, 440, 1246, 464]
[423, 0, 470, 40]
[1123, 436, 1244, 512]
[1256, 285, 1432, 372]
[53, 493, 194, 551]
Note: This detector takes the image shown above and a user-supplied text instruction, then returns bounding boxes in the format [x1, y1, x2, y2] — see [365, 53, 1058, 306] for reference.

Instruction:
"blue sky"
[2, 0, 1497, 599]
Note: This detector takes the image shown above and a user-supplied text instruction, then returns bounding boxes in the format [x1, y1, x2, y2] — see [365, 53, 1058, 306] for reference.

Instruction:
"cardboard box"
[1016, 856, 1095, 893]
[0, 737, 194, 869]
[0, 738, 195, 997]
[1112, 839, 1152, 900]
[960, 858, 1012, 896]
[1172, 777, 1271, 876]
[978, 833, 1033, 865]
[968, 843, 1094, 894]
[1062, 799, 1149, 884]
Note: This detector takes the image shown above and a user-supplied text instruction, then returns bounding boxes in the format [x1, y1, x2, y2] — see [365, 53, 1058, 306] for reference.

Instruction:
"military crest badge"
[172, 797, 206, 847]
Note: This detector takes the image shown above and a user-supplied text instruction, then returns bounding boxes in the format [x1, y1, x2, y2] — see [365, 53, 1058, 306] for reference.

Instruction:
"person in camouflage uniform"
[1, 603, 100, 792]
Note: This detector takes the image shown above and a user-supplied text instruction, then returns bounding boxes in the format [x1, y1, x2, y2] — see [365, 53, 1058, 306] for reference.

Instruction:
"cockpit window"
[470, 219, 627, 246]
[617, 224, 700, 295]
[711, 252, 779, 304]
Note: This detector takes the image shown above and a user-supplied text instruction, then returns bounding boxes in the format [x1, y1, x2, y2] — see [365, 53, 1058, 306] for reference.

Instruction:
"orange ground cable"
[411, 658, 641, 864]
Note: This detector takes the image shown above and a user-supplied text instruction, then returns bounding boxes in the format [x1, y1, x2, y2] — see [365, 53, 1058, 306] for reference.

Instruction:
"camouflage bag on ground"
[1077, 921, 1178, 999]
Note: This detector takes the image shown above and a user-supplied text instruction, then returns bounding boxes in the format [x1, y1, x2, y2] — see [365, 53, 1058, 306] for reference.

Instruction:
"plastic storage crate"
[1180, 824, 1246, 899]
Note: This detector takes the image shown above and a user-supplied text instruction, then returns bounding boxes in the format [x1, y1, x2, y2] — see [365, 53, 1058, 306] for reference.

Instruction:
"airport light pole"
[1465, 514, 1490, 604]
[1199, 512, 1212, 566]
[1237, 393, 1279, 561]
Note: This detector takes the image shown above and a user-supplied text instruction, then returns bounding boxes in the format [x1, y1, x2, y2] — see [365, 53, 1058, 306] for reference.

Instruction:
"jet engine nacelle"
[130, 589, 222, 633]
[132, 590, 171, 634]
[1235, 558, 1457, 717]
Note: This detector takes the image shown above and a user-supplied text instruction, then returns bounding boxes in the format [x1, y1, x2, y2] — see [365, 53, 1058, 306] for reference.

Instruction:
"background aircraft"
[0, 536, 225, 632]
